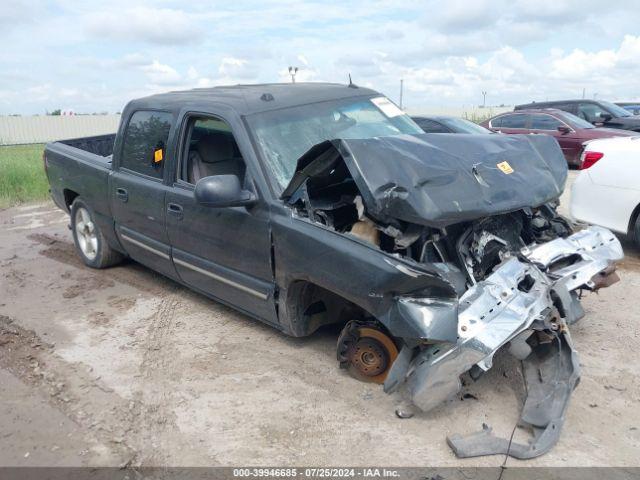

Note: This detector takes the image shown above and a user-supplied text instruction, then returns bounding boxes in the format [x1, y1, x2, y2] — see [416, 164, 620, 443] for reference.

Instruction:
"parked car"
[481, 108, 637, 167]
[411, 115, 493, 134]
[44, 83, 622, 459]
[616, 102, 640, 116]
[571, 136, 640, 247]
[515, 99, 640, 132]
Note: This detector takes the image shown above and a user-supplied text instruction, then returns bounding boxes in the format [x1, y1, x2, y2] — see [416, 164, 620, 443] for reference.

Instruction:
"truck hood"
[282, 133, 567, 227]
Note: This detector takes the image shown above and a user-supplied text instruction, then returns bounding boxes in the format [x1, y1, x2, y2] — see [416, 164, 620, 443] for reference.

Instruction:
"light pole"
[399, 79, 404, 109]
[288, 66, 298, 83]
[482, 91, 487, 108]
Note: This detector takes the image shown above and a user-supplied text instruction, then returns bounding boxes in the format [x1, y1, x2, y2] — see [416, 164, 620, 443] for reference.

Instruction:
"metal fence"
[0, 115, 121, 145]
[407, 106, 512, 122]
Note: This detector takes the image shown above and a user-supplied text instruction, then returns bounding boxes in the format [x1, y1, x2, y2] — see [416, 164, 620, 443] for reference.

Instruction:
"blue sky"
[1, 0, 639, 115]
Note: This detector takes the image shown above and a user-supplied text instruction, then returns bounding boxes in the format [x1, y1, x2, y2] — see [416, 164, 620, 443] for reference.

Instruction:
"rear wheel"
[70, 198, 123, 269]
[337, 320, 398, 384]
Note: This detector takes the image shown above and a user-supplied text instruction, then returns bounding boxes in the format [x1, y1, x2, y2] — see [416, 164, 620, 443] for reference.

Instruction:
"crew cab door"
[111, 110, 178, 279]
[165, 111, 278, 325]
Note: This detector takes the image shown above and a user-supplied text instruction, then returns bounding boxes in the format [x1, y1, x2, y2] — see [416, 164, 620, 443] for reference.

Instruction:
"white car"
[571, 136, 640, 246]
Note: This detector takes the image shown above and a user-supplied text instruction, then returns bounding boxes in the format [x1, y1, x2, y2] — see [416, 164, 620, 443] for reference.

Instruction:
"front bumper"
[391, 226, 623, 458]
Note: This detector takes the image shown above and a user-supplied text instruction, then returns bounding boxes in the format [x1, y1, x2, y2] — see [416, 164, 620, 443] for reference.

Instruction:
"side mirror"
[194, 175, 256, 208]
[557, 125, 572, 134]
[599, 113, 612, 122]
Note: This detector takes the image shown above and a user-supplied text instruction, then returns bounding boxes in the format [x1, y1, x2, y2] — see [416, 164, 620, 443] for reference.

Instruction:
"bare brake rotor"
[337, 322, 399, 384]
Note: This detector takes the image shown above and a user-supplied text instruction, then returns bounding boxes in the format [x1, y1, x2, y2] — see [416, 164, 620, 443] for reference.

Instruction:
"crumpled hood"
[282, 133, 567, 227]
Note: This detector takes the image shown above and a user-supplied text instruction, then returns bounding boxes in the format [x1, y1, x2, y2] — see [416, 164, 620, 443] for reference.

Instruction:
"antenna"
[347, 73, 357, 88]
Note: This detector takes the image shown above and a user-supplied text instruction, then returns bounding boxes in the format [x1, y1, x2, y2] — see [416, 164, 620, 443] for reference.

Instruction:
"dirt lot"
[1, 172, 639, 468]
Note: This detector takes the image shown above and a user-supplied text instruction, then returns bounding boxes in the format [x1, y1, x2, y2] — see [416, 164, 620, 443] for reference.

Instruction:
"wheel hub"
[351, 337, 388, 377]
[337, 322, 399, 384]
[75, 207, 98, 260]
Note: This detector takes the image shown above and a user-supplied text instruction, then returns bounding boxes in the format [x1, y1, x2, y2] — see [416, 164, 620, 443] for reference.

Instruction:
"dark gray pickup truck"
[45, 83, 623, 458]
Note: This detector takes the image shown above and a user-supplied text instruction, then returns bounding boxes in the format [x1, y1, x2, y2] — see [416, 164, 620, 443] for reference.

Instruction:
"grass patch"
[0, 144, 49, 208]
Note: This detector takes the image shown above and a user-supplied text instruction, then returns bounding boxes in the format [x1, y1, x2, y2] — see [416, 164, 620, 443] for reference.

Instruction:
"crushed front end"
[385, 225, 622, 458]
[281, 133, 624, 458]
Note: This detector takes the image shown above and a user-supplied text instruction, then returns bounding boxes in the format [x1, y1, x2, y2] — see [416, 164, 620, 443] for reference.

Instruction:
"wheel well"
[629, 202, 640, 238]
[283, 280, 370, 337]
[63, 189, 79, 211]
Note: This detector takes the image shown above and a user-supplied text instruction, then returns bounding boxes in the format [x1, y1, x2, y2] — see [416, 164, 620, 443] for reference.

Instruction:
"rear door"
[111, 110, 178, 279]
[165, 111, 278, 325]
[490, 113, 529, 134]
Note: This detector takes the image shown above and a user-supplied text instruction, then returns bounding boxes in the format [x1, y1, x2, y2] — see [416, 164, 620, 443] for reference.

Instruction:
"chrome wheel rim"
[75, 207, 98, 260]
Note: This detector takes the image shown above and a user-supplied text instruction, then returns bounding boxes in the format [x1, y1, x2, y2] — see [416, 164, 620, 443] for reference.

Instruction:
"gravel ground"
[1, 172, 639, 468]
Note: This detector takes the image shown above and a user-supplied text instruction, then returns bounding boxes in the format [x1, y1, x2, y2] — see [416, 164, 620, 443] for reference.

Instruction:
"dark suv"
[515, 99, 640, 132]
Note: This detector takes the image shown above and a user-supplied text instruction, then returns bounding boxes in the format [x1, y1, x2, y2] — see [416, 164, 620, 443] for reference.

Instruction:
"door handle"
[116, 187, 128, 202]
[167, 202, 184, 220]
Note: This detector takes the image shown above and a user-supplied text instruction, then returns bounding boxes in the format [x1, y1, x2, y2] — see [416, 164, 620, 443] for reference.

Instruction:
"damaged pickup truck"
[44, 83, 623, 459]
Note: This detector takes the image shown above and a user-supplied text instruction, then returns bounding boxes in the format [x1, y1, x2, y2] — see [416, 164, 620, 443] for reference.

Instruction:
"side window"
[490, 116, 502, 128]
[530, 114, 563, 130]
[554, 103, 576, 114]
[416, 119, 450, 133]
[121, 111, 173, 179]
[578, 103, 605, 123]
[499, 114, 527, 129]
[180, 116, 246, 185]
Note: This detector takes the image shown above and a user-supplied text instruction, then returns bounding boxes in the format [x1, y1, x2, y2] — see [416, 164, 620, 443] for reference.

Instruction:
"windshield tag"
[370, 97, 403, 118]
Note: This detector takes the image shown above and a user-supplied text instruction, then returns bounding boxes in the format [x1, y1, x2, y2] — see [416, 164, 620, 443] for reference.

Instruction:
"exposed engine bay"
[281, 133, 623, 459]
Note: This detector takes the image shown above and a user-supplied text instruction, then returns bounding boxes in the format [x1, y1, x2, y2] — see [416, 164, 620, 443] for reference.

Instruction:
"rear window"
[415, 119, 450, 133]
[120, 110, 173, 179]
[496, 114, 527, 129]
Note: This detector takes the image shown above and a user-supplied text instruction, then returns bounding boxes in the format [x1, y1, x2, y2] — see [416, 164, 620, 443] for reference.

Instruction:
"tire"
[634, 213, 640, 249]
[70, 198, 123, 269]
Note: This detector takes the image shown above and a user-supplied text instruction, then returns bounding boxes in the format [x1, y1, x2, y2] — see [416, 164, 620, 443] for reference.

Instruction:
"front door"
[165, 114, 278, 324]
[529, 113, 581, 165]
[111, 109, 178, 279]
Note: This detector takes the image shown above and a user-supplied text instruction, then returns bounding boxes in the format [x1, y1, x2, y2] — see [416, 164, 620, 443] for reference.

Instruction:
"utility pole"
[399, 79, 404, 109]
[288, 66, 298, 83]
[582, 87, 586, 99]
[482, 91, 487, 108]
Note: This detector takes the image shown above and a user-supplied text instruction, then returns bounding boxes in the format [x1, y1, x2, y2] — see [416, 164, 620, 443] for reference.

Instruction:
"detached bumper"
[394, 226, 623, 458]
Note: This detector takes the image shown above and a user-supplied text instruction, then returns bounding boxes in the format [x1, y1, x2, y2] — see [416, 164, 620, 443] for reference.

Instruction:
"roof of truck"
[127, 82, 379, 116]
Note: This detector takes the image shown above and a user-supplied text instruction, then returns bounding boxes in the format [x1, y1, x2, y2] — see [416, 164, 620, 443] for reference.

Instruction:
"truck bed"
[57, 133, 116, 158]
[44, 134, 116, 220]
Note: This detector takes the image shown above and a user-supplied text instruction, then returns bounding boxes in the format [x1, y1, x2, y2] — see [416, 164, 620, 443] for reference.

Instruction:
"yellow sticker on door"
[154, 149, 164, 163]
[497, 161, 514, 174]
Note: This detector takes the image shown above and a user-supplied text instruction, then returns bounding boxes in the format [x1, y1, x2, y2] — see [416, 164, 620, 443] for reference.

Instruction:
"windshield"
[247, 96, 423, 191]
[558, 111, 595, 129]
[439, 117, 492, 134]
[600, 100, 632, 117]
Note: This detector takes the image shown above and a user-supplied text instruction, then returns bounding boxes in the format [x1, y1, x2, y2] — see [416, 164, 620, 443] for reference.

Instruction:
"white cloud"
[550, 35, 640, 82]
[219, 57, 249, 78]
[84, 7, 203, 45]
[141, 60, 182, 86]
